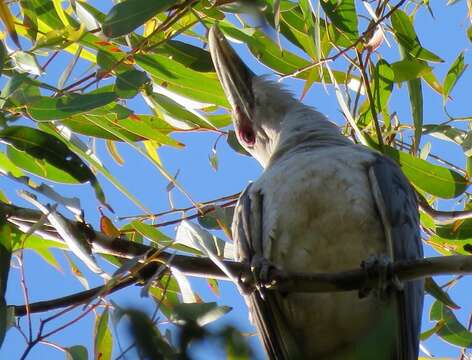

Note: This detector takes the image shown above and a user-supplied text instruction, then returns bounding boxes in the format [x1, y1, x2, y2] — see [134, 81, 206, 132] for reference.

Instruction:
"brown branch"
[12, 251, 472, 317]
[7, 200, 472, 318]
[118, 192, 240, 221]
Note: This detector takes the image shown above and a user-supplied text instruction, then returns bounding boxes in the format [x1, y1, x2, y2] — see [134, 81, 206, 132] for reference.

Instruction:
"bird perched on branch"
[209, 26, 423, 359]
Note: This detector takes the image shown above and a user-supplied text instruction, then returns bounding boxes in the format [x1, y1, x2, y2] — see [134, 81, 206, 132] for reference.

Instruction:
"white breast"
[250, 145, 396, 357]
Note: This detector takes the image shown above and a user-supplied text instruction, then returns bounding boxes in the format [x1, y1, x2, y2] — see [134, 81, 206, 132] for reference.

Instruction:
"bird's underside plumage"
[232, 111, 423, 359]
[208, 25, 423, 360]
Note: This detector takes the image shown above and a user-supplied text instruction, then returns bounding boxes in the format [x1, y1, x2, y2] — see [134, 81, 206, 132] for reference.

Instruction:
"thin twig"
[279, 0, 407, 81]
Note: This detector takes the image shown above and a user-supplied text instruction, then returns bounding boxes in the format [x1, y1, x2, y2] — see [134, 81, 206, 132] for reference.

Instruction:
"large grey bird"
[208, 26, 423, 359]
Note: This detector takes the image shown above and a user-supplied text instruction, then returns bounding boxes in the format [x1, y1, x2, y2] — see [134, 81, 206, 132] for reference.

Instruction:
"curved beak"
[208, 26, 255, 121]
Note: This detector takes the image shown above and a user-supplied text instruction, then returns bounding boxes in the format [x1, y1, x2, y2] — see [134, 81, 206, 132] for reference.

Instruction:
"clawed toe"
[360, 254, 403, 300]
[237, 256, 278, 297]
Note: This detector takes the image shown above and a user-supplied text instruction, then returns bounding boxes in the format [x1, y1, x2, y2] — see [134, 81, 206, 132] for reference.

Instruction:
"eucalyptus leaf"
[103, 0, 178, 38]
[384, 146, 468, 199]
[430, 301, 472, 347]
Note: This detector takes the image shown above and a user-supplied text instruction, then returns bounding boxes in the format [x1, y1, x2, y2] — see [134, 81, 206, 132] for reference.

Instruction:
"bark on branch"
[4, 201, 472, 317]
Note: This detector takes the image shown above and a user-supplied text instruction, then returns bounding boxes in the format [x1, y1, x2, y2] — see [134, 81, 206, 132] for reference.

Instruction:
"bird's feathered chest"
[250, 145, 387, 271]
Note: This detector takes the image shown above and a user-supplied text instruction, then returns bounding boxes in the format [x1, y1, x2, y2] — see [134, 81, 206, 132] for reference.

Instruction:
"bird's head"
[209, 26, 301, 167]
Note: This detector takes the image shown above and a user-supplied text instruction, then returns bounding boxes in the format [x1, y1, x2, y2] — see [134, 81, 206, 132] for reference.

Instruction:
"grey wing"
[369, 155, 424, 360]
[232, 185, 300, 360]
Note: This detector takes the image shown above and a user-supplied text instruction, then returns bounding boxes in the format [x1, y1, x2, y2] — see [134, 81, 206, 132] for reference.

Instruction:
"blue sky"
[2, 1, 472, 359]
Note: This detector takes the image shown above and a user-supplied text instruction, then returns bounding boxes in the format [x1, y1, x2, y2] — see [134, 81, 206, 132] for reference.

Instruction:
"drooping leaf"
[0, 0, 20, 47]
[390, 59, 432, 83]
[0, 214, 11, 348]
[171, 302, 232, 326]
[10, 51, 43, 76]
[65, 346, 88, 360]
[102, 0, 178, 38]
[430, 301, 472, 348]
[0, 126, 108, 204]
[391, 10, 443, 63]
[423, 124, 465, 144]
[320, 0, 358, 43]
[127, 309, 177, 357]
[227, 130, 250, 156]
[373, 60, 394, 121]
[443, 51, 467, 102]
[0, 126, 95, 184]
[115, 70, 150, 99]
[425, 278, 460, 310]
[94, 309, 112, 360]
[198, 206, 235, 232]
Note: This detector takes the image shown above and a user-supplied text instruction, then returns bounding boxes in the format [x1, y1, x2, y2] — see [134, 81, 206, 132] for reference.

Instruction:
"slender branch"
[118, 192, 240, 221]
[8, 200, 472, 318]
[12, 252, 472, 317]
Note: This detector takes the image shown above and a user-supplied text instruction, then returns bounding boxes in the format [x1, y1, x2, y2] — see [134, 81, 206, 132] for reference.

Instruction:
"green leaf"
[10, 51, 43, 76]
[0, 151, 25, 178]
[396, 42, 424, 153]
[145, 92, 216, 130]
[266, 1, 329, 55]
[227, 130, 250, 156]
[94, 309, 112, 360]
[430, 300, 472, 347]
[171, 302, 232, 326]
[209, 148, 218, 171]
[390, 60, 432, 83]
[443, 51, 467, 102]
[11, 229, 65, 270]
[154, 40, 215, 72]
[27, 92, 118, 121]
[125, 309, 177, 358]
[298, 0, 316, 58]
[102, 0, 178, 38]
[373, 60, 394, 121]
[1, 126, 108, 205]
[384, 146, 468, 198]
[0, 126, 95, 184]
[320, 0, 358, 43]
[408, 77, 423, 152]
[391, 10, 444, 63]
[39, 123, 149, 213]
[108, 115, 184, 148]
[0, 215, 11, 348]
[468, 26, 472, 43]
[136, 53, 228, 107]
[425, 278, 460, 309]
[198, 206, 235, 231]
[130, 220, 172, 245]
[115, 70, 150, 99]
[65, 345, 88, 360]
[7, 147, 78, 183]
[422, 124, 465, 144]
[420, 322, 444, 341]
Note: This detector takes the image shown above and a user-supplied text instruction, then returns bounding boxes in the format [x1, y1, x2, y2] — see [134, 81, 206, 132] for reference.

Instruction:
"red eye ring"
[240, 128, 255, 146]
[235, 105, 255, 147]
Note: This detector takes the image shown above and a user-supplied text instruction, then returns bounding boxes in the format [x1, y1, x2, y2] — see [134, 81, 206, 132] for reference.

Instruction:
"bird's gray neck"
[268, 106, 352, 166]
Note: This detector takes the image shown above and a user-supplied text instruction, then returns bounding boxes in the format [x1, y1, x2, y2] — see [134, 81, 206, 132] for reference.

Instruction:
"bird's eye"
[240, 127, 255, 147]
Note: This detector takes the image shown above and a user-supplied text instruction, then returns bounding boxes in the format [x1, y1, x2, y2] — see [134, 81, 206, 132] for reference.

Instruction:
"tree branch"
[6, 200, 472, 318]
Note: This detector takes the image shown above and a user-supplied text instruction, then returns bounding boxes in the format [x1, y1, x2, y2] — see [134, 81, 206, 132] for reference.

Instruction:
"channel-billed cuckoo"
[208, 26, 423, 359]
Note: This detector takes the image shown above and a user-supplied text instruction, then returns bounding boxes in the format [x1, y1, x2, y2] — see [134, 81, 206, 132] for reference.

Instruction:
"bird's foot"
[359, 254, 403, 300]
[238, 256, 277, 297]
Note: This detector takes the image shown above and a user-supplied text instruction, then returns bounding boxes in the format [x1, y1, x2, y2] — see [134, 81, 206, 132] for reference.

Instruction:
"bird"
[208, 25, 423, 360]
